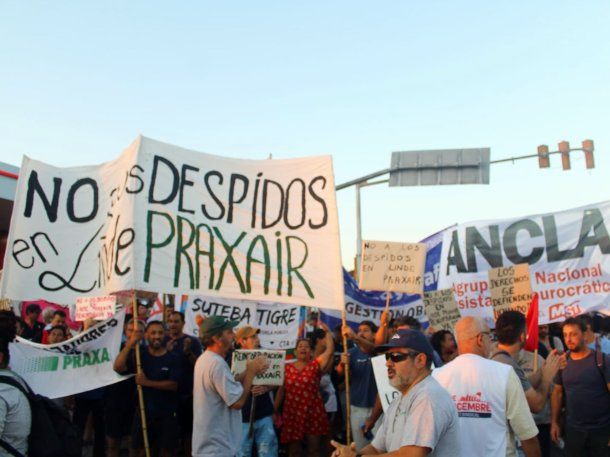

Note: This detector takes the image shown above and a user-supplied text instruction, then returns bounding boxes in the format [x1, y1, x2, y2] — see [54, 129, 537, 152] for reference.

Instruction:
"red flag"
[524, 293, 539, 352]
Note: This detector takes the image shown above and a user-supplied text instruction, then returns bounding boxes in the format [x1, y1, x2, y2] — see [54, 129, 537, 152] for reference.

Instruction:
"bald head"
[454, 316, 491, 357]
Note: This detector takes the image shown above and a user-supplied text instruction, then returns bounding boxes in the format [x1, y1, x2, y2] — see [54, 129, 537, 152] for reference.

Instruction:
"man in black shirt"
[235, 325, 278, 457]
[114, 320, 182, 457]
[551, 316, 610, 457]
[164, 311, 202, 456]
[20, 303, 44, 343]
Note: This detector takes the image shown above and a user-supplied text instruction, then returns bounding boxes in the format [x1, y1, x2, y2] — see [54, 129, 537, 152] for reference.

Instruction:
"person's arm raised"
[315, 323, 335, 370]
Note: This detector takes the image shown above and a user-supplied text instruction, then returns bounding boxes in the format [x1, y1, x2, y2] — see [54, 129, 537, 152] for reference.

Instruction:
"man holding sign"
[192, 316, 269, 457]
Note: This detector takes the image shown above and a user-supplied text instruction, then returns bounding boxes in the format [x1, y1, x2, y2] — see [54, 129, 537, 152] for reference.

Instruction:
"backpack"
[0, 375, 80, 457]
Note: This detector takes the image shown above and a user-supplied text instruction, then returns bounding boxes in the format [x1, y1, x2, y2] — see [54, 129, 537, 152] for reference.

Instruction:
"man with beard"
[192, 316, 269, 457]
[331, 329, 459, 456]
[550, 317, 610, 456]
[114, 320, 182, 457]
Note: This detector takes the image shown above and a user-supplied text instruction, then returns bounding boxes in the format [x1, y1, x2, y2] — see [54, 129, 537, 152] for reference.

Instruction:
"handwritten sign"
[359, 240, 427, 294]
[423, 288, 461, 331]
[0, 136, 343, 311]
[489, 263, 532, 320]
[371, 354, 400, 412]
[75, 295, 117, 321]
[231, 349, 286, 386]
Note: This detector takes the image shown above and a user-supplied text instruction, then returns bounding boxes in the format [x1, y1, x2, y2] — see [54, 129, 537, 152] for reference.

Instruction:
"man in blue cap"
[192, 316, 269, 457]
[331, 329, 460, 457]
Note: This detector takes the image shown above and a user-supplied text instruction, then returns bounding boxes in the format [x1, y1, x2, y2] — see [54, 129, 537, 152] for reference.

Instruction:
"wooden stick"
[342, 309, 352, 445]
[248, 396, 257, 438]
[533, 349, 539, 373]
[132, 292, 151, 457]
[384, 292, 391, 314]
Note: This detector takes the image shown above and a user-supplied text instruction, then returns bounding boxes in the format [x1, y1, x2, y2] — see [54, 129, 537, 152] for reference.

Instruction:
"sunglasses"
[384, 351, 419, 363]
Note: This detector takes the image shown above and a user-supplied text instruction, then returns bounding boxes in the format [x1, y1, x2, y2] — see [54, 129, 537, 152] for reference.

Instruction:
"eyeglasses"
[384, 351, 419, 363]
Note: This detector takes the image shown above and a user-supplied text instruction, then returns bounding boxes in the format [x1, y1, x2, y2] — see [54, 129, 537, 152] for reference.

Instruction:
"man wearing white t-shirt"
[331, 329, 460, 456]
[192, 316, 268, 457]
[433, 316, 541, 457]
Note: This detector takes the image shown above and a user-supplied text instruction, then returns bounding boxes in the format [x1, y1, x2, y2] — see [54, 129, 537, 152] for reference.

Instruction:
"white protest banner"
[438, 201, 610, 324]
[1, 136, 343, 311]
[8, 309, 128, 399]
[231, 349, 286, 386]
[423, 288, 461, 331]
[184, 295, 299, 349]
[75, 295, 117, 321]
[488, 263, 532, 320]
[371, 354, 399, 412]
[359, 240, 427, 295]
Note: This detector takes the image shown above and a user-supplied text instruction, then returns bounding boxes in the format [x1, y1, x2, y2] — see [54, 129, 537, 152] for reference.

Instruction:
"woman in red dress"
[275, 322, 334, 456]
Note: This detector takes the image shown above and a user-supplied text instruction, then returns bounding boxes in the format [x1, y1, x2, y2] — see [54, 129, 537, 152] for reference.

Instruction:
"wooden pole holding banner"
[132, 292, 151, 457]
[248, 396, 257, 438]
[533, 349, 539, 373]
[342, 309, 352, 444]
[384, 292, 391, 314]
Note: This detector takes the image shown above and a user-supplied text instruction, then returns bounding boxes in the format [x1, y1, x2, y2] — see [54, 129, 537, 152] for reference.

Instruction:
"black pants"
[74, 397, 106, 457]
[565, 423, 610, 457]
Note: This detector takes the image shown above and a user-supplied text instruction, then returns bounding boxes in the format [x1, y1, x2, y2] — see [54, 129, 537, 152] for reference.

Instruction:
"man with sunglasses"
[433, 317, 541, 457]
[331, 329, 459, 456]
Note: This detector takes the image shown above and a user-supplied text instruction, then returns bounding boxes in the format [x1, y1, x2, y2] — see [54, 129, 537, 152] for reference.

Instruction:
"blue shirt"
[349, 345, 378, 408]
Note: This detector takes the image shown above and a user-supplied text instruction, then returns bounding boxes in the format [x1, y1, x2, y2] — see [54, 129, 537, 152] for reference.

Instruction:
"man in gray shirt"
[0, 334, 31, 457]
[331, 329, 460, 456]
[492, 311, 561, 413]
[192, 316, 268, 457]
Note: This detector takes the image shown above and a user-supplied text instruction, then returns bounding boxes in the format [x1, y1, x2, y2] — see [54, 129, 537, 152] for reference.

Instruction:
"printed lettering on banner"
[8, 310, 128, 399]
[423, 288, 461, 331]
[231, 349, 286, 386]
[488, 264, 532, 319]
[438, 201, 610, 324]
[75, 295, 117, 321]
[0, 136, 343, 311]
[183, 295, 299, 350]
[359, 240, 427, 294]
[371, 355, 400, 412]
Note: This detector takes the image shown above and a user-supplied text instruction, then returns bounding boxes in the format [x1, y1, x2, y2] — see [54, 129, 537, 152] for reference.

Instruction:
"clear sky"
[1, 1, 609, 268]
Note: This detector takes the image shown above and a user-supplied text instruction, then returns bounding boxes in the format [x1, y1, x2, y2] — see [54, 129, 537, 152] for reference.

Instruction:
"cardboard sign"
[75, 295, 117, 321]
[0, 136, 344, 311]
[423, 288, 461, 331]
[488, 263, 532, 319]
[359, 240, 427, 294]
[231, 349, 286, 386]
[371, 354, 400, 412]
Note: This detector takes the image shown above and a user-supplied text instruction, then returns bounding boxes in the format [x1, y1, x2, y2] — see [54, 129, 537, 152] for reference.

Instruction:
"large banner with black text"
[438, 201, 610, 324]
[1, 136, 343, 310]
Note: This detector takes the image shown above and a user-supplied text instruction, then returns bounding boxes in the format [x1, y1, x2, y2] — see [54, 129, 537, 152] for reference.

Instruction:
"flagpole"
[132, 292, 151, 457]
[341, 309, 352, 445]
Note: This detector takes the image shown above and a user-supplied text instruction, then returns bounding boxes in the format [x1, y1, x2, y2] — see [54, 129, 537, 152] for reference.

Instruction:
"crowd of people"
[1, 300, 610, 457]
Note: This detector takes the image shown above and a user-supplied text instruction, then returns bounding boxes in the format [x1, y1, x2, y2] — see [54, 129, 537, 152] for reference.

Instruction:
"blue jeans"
[238, 416, 279, 457]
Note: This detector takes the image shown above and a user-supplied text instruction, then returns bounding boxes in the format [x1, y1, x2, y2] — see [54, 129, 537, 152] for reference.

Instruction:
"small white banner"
[9, 310, 128, 399]
[75, 295, 117, 321]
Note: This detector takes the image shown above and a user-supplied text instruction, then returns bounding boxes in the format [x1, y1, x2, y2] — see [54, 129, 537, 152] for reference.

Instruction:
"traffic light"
[558, 141, 571, 170]
[582, 139, 595, 169]
[537, 145, 550, 168]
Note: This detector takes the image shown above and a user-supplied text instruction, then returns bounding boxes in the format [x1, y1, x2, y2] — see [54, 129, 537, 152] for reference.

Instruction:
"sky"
[1, 1, 609, 269]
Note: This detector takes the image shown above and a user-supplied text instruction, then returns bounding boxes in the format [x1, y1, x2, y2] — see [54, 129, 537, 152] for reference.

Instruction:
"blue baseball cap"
[376, 329, 434, 357]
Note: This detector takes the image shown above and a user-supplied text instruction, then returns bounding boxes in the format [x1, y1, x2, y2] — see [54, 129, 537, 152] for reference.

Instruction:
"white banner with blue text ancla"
[8, 310, 128, 399]
[438, 201, 610, 325]
[0, 136, 343, 310]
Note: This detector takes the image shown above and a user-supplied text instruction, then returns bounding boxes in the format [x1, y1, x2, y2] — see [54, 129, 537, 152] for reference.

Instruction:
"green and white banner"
[9, 309, 128, 398]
